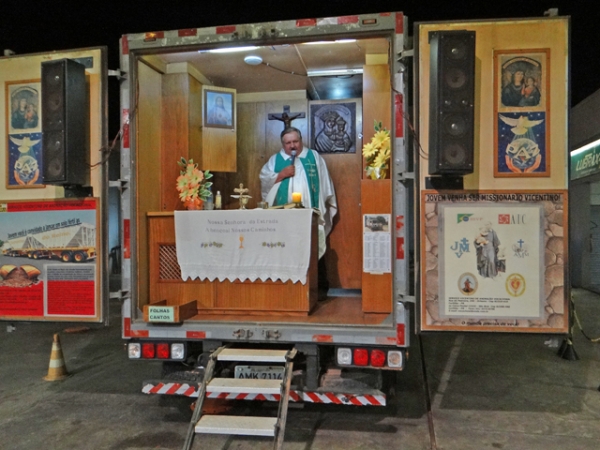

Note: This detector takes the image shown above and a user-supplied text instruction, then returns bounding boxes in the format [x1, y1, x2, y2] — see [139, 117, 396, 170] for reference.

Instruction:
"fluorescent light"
[307, 68, 363, 77]
[208, 46, 259, 53]
[304, 39, 356, 45]
[571, 138, 600, 156]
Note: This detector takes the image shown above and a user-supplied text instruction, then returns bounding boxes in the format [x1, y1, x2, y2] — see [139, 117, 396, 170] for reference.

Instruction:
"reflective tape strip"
[141, 382, 385, 405]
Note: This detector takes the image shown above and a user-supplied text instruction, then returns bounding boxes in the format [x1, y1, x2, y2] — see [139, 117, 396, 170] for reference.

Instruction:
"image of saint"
[11, 88, 39, 130]
[474, 222, 500, 279]
[500, 58, 542, 108]
[312, 103, 356, 154]
[315, 111, 340, 153]
[207, 95, 232, 126]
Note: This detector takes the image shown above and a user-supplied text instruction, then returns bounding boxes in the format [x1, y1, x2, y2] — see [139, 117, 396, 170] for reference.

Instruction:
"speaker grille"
[429, 30, 476, 175]
[41, 59, 87, 185]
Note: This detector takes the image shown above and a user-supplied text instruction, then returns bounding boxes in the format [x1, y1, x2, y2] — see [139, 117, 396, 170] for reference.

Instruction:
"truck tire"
[74, 251, 87, 262]
[61, 251, 73, 262]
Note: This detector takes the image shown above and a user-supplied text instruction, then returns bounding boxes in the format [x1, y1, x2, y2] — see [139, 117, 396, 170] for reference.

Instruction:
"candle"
[292, 192, 302, 203]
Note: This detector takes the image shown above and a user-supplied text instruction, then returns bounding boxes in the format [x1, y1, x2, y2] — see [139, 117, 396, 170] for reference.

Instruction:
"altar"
[144, 209, 318, 321]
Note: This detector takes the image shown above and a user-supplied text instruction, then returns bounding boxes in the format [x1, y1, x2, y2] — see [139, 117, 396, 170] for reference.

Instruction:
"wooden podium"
[144, 211, 318, 321]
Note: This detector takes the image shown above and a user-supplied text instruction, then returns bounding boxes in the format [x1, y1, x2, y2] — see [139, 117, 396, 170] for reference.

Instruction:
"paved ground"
[0, 289, 599, 449]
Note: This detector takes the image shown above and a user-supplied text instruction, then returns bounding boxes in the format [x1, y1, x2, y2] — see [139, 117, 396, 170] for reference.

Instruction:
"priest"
[260, 127, 337, 259]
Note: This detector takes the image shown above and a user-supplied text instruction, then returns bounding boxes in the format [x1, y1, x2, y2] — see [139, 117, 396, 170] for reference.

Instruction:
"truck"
[0, 8, 570, 447]
[2, 222, 96, 262]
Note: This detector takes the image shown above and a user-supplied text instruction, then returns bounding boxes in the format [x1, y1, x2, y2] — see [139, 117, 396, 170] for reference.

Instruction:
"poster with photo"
[421, 190, 567, 333]
[363, 213, 391, 273]
[0, 199, 101, 322]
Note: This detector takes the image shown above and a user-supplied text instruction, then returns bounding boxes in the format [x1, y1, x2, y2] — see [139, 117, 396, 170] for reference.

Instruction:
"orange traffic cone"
[43, 333, 70, 381]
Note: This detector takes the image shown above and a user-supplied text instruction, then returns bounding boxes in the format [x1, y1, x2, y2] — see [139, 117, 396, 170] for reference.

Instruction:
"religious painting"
[494, 49, 550, 177]
[308, 99, 361, 154]
[5, 80, 44, 189]
[203, 86, 235, 129]
[420, 190, 568, 334]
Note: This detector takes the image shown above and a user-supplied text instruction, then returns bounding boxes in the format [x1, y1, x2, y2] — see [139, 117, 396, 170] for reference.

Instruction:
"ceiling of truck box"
[148, 37, 389, 100]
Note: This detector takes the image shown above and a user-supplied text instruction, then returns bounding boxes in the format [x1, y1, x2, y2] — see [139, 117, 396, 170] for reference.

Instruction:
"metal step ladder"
[182, 347, 297, 450]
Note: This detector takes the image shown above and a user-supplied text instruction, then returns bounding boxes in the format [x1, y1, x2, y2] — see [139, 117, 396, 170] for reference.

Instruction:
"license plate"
[234, 365, 284, 380]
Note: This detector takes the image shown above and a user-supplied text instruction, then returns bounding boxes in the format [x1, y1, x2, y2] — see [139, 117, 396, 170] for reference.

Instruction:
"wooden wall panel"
[136, 61, 163, 306]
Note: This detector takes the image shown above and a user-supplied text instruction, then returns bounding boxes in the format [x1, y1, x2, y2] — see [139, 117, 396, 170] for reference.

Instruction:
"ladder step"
[208, 378, 282, 394]
[218, 348, 288, 363]
[195, 415, 277, 436]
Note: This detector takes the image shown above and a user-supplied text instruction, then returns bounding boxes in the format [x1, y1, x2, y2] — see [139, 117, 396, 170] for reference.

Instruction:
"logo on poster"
[457, 214, 473, 223]
[450, 238, 470, 258]
[499, 214, 526, 225]
[506, 273, 526, 297]
[512, 239, 529, 258]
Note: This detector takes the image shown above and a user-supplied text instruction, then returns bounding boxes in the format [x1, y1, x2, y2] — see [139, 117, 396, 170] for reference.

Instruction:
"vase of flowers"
[362, 120, 391, 180]
[176, 157, 213, 210]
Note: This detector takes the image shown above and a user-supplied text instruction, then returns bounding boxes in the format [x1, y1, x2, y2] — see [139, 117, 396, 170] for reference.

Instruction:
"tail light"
[128, 342, 186, 360]
[353, 348, 369, 366]
[370, 349, 386, 367]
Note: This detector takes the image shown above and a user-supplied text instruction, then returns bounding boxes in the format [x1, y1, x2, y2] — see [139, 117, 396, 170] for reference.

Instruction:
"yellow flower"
[362, 141, 378, 158]
[372, 129, 390, 148]
[373, 146, 390, 169]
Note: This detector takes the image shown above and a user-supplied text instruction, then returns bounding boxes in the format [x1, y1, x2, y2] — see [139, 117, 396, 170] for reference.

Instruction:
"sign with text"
[0, 199, 100, 322]
[420, 190, 567, 333]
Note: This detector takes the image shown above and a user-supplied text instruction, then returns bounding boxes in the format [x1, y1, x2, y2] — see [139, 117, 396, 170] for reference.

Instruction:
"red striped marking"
[186, 331, 206, 339]
[306, 392, 320, 403]
[121, 37, 129, 55]
[349, 396, 362, 406]
[290, 391, 301, 401]
[297, 18, 317, 27]
[183, 386, 196, 396]
[338, 16, 359, 24]
[178, 29, 197, 37]
[365, 394, 382, 406]
[395, 12, 404, 34]
[216, 25, 236, 34]
[123, 317, 149, 338]
[166, 384, 180, 395]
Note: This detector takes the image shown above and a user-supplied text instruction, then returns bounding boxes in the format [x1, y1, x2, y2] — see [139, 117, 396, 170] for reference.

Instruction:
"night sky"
[1, 1, 596, 135]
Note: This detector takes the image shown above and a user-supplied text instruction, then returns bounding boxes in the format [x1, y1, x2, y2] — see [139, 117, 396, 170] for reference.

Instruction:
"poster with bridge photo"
[0, 198, 101, 322]
[420, 190, 567, 333]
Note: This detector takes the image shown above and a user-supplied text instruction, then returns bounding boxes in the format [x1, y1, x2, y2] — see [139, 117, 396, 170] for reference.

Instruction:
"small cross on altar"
[268, 105, 305, 130]
[232, 183, 252, 209]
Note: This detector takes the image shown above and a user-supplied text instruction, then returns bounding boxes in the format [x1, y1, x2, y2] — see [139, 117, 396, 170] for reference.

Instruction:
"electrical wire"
[262, 62, 307, 77]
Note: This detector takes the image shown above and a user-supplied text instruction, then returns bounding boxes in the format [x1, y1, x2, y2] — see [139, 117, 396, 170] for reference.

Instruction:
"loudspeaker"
[428, 30, 476, 175]
[42, 58, 87, 185]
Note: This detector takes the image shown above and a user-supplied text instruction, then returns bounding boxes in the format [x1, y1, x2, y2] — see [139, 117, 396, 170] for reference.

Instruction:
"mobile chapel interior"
[133, 34, 397, 327]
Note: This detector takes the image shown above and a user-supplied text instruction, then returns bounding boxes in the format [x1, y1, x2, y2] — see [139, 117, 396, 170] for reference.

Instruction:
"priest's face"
[282, 131, 302, 156]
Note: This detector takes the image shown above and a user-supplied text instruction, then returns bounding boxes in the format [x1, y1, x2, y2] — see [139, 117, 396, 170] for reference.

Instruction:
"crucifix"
[232, 183, 252, 209]
[268, 105, 305, 131]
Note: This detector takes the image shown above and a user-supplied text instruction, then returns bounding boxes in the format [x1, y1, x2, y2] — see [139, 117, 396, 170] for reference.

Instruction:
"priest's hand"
[276, 165, 295, 183]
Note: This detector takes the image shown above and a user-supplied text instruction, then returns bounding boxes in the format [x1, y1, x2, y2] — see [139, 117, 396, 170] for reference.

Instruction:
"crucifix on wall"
[268, 105, 305, 131]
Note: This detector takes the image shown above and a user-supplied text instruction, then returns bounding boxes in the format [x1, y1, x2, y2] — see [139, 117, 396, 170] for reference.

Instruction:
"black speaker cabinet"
[428, 30, 476, 175]
[42, 58, 87, 185]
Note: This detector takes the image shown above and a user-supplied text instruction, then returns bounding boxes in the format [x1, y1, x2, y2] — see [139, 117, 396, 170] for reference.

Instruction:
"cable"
[262, 62, 307, 77]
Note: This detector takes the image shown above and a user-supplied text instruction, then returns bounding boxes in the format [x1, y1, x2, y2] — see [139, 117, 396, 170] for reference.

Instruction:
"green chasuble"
[273, 150, 320, 207]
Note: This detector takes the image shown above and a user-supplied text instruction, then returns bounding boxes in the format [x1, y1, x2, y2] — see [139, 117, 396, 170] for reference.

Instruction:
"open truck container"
[119, 12, 412, 404]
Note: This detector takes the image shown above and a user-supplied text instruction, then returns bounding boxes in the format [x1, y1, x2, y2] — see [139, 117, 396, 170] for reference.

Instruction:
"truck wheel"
[74, 251, 87, 262]
[61, 252, 73, 262]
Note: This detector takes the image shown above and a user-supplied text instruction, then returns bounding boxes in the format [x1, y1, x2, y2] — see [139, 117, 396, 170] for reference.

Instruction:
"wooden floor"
[188, 295, 391, 326]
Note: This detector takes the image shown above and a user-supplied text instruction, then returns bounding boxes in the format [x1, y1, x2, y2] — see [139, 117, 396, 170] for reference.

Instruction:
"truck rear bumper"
[142, 380, 386, 406]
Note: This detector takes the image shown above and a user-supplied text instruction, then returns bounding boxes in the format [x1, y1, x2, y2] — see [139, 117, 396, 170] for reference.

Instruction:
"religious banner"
[420, 190, 567, 333]
[494, 49, 550, 177]
[0, 198, 101, 322]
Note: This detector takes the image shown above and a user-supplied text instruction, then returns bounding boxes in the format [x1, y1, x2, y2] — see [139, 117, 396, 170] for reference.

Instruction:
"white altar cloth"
[174, 209, 314, 284]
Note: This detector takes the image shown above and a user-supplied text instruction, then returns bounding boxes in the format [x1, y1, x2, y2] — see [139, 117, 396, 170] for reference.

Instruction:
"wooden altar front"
[144, 211, 318, 322]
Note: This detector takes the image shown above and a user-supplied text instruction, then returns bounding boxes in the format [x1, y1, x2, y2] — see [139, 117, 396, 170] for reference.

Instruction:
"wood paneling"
[360, 178, 393, 313]
[136, 61, 163, 306]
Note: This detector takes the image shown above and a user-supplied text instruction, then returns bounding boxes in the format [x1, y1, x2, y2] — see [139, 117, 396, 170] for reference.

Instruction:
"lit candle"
[292, 192, 302, 203]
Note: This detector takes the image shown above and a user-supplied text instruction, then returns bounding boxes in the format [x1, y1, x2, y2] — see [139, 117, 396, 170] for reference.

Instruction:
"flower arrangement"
[176, 157, 213, 210]
[362, 120, 391, 180]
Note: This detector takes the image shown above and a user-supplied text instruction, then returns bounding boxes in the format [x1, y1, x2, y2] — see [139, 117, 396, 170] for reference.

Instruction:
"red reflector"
[370, 349, 386, 367]
[156, 343, 170, 359]
[353, 348, 369, 366]
[141, 343, 155, 359]
[396, 324, 406, 346]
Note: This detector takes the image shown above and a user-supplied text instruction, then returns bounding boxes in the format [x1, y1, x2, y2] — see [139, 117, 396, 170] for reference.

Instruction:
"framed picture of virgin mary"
[494, 49, 550, 177]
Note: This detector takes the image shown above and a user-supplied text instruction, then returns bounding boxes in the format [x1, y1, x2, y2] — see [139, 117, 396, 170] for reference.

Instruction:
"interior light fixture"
[208, 46, 259, 53]
[303, 39, 357, 45]
[306, 68, 363, 77]
[244, 55, 263, 65]
[571, 138, 600, 156]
